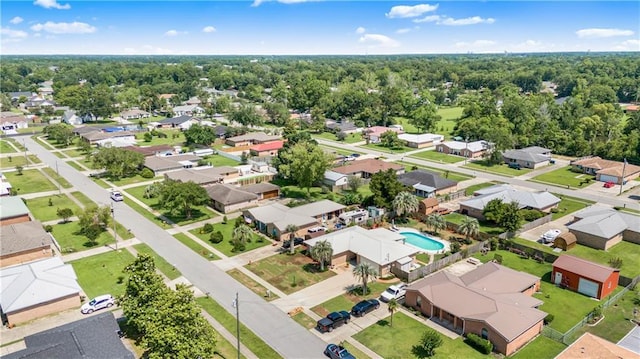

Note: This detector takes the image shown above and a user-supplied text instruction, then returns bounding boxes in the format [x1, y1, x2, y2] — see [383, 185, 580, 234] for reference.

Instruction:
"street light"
[232, 292, 240, 359]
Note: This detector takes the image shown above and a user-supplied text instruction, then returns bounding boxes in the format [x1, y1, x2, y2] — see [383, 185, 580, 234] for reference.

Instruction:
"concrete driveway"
[518, 215, 576, 243]
[618, 325, 640, 355]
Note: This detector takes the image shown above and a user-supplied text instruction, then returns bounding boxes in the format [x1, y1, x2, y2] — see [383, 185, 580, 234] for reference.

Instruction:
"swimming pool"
[400, 232, 445, 251]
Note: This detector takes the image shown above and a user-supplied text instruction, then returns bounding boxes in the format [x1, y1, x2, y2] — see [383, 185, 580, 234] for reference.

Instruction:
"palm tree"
[425, 213, 446, 234]
[310, 240, 333, 271]
[388, 298, 398, 327]
[232, 224, 253, 251]
[393, 191, 420, 220]
[286, 224, 299, 255]
[352, 262, 378, 295]
[458, 216, 480, 241]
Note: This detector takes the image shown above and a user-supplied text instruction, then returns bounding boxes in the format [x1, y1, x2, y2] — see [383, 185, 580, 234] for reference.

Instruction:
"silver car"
[81, 294, 115, 314]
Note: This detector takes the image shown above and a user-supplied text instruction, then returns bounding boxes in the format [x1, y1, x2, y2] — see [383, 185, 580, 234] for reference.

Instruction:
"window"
[481, 328, 488, 340]
[416, 296, 422, 308]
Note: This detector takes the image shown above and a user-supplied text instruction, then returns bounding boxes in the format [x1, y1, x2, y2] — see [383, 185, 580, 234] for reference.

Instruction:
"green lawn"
[173, 233, 217, 259]
[125, 184, 216, 225]
[311, 281, 390, 317]
[395, 107, 462, 138]
[189, 222, 270, 257]
[106, 174, 160, 187]
[410, 150, 464, 164]
[531, 166, 596, 189]
[362, 143, 414, 154]
[0, 154, 38, 169]
[271, 178, 342, 201]
[551, 194, 594, 220]
[463, 160, 532, 177]
[205, 154, 242, 167]
[464, 181, 499, 196]
[445, 212, 504, 236]
[291, 311, 316, 329]
[42, 167, 73, 188]
[353, 313, 486, 359]
[92, 177, 112, 188]
[227, 268, 279, 301]
[61, 148, 85, 158]
[25, 194, 82, 222]
[114, 221, 134, 240]
[70, 191, 96, 208]
[66, 160, 85, 171]
[0, 140, 17, 153]
[52, 221, 115, 252]
[123, 197, 173, 228]
[342, 342, 371, 359]
[245, 250, 336, 294]
[71, 250, 135, 298]
[132, 243, 182, 280]
[396, 161, 473, 182]
[313, 131, 363, 144]
[5, 169, 57, 194]
[136, 130, 185, 146]
[196, 297, 282, 359]
[5, 138, 26, 151]
[509, 336, 566, 359]
[53, 151, 67, 159]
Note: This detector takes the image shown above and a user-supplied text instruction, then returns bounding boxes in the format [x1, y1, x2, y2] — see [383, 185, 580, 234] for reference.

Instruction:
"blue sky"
[1, 1, 638, 55]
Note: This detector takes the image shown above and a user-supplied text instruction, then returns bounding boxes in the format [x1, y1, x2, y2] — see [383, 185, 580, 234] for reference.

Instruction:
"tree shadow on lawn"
[302, 263, 327, 274]
[376, 319, 390, 327]
[152, 207, 209, 225]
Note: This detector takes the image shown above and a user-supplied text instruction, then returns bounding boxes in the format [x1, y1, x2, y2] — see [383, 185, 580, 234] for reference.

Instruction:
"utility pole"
[232, 292, 240, 359]
[619, 158, 627, 196]
[111, 202, 118, 251]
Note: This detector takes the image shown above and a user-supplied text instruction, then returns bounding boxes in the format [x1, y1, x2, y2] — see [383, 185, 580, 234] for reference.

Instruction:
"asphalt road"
[21, 135, 328, 359]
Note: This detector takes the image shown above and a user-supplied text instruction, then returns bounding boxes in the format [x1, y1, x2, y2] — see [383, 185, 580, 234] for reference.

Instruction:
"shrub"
[202, 223, 214, 234]
[550, 208, 559, 213]
[489, 238, 499, 251]
[156, 131, 168, 138]
[210, 231, 223, 243]
[143, 132, 153, 142]
[140, 168, 154, 178]
[451, 242, 461, 253]
[608, 257, 623, 269]
[520, 209, 544, 221]
[544, 314, 554, 324]
[43, 224, 53, 232]
[465, 333, 493, 354]
[222, 215, 228, 224]
[463, 238, 472, 245]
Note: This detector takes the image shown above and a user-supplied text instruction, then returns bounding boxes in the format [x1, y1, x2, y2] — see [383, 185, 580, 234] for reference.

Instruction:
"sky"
[1, 0, 639, 55]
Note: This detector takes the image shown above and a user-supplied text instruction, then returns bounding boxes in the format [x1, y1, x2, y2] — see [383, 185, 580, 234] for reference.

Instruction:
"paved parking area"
[518, 215, 575, 243]
[617, 325, 640, 355]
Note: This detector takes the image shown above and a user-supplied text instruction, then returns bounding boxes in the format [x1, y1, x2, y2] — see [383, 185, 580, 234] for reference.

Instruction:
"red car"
[603, 181, 615, 188]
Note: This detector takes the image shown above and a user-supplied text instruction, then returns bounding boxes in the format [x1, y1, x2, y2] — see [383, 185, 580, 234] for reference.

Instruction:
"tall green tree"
[458, 216, 480, 241]
[231, 224, 253, 252]
[392, 191, 419, 220]
[425, 213, 446, 234]
[158, 180, 210, 219]
[44, 123, 74, 146]
[278, 141, 332, 196]
[310, 240, 333, 271]
[352, 262, 378, 295]
[183, 123, 218, 146]
[229, 104, 263, 127]
[500, 201, 523, 235]
[92, 147, 145, 180]
[78, 205, 111, 243]
[286, 224, 299, 255]
[369, 169, 406, 208]
[388, 298, 398, 327]
[412, 329, 443, 358]
[380, 131, 405, 149]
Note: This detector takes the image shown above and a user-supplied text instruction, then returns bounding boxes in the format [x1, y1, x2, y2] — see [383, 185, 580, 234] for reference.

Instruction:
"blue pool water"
[400, 232, 445, 251]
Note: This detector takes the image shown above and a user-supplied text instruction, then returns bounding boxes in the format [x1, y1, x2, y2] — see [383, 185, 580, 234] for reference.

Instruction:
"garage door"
[578, 278, 599, 298]
[599, 174, 618, 184]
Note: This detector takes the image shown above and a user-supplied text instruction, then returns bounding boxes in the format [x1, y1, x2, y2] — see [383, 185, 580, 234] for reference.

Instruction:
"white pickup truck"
[380, 283, 407, 302]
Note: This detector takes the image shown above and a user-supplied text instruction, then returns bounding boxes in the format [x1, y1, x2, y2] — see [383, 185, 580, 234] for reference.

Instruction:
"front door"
[554, 272, 562, 285]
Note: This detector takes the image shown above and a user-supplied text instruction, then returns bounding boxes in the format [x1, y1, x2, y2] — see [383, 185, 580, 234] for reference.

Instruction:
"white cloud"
[33, 0, 71, 10]
[386, 4, 438, 18]
[30, 21, 96, 34]
[9, 17, 24, 24]
[355, 26, 366, 34]
[576, 28, 634, 38]
[359, 33, 400, 48]
[165, 29, 188, 36]
[414, 15, 494, 25]
[1, 28, 29, 43]
[202, 26, 216, 33]
[252, 0, 313, 7]
[396, 28, 411, 34]
[614, 39, 640, 51]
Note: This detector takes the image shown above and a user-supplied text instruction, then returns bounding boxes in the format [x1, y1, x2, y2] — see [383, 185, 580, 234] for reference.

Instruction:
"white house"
[324, 170, 349, 191]
[172, 105, 204, 117]
[398, 133, 444, 149]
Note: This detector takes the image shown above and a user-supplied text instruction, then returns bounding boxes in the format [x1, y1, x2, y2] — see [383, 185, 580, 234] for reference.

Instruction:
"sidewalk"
[62, 238, 142, 262]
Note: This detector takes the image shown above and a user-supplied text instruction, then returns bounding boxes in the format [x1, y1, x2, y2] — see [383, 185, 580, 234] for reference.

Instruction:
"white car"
[110, 191, 124, 202]
[380, 283, 407, 302]
[81, 294, 115, 314]
[541, 229, 562, 244]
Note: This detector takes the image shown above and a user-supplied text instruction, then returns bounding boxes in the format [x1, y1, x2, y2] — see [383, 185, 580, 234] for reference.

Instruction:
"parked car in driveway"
[351, 299, 379, 317]
[282, 237, 304, 248]
[604, 181, 615, 188]
[380, 283, 407, 302]
[324, 344, 356, 359]
[541, 229, 562, 244]
[81, 294, 115, 314]
[316, 311, 351, 333]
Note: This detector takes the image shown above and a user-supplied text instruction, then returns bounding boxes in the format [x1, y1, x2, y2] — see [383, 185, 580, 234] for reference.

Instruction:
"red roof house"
[552, 255, 619, 299]
[249, 140, 284, 157]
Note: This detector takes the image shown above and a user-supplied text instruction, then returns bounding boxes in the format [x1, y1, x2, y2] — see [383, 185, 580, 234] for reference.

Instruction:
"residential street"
[20, 135, 329, 359]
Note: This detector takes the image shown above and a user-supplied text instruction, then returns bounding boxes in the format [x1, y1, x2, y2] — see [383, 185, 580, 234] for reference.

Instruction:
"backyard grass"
[271, 178, 342, 201]
[0, 140, 17, 153]
[132, 243, 182, 280]
[463, 160, 532, 177]
[509, 335, 566, 359]
[464, 181, 499, 196]
[552, 194, 594, 220]
[291, 312, 316, 329]
[189, 222, 269, 257]
[313, 131, 363, 144]
[246, 250, 336, 294]
[362, 143, 414, 154]
[311, 281, 391, 317]
[42, 167, 72, 188]
[196, 296, 282, 359]
[71, 250, 135, 298]
[125, 184, 215, 225]
[173, 233, 217, 260]
[415, 253, 431, 264]
[445, 212, 504, 236]
[227, 268, 279, 301]
[136, 130, 185, 146]
[52, 221, 115, 252]
[396, 161, 473, 182]
[25, 194, 82, 222]
[5, 169, 57, 194]
[70, 191, 96, 208]
[204, 154, 242, 167]
[531, 166, 596, 189]
[410, 150, 464, 164]
[353, 312, 486, 359]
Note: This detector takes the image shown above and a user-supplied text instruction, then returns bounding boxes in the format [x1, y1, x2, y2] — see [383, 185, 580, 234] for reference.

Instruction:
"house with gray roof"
[1, 221, 53, 268]
[502, 146, 552, 169]
[0, 257, 81, 325]
[206, 184, 260, 213]
[460, 184, 560, 220]
[0, 196, 31, 226]
[398, 169, 458, 197]
[243, 199, 345, 240]
[80, 130, 136, 146]
[172, 104, 204, 117]
[225, 132, 281, 147]
[4, 312, 134, 359]
[567, 205, 640, 250]
[144, 154, 201, 175]
[156, 115, 198, 130]
[405, 262, 545, 356]
[165, 166, 239, 185]
[323, 170, 349, 191]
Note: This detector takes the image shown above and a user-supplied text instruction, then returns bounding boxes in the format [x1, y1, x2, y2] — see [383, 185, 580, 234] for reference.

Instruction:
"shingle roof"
[0, 196, 30, 220]
[461, 185, 560, 211]
[4, 312, 134, 359]
[324, 170, 347, 182]
[439, 140, 489, 152]
[226, 132, 281, 143]
[81, 131, 135, 142]
[552, 255, 618, 283]
[245, 200, 345, 232]
[398, 170, 457, 190]
[0, 257, 80, 313]
[206, 184, 258, 205]
[333, 159, 403, 175]
[250, 140, 284, 152]
[502, 149, 549, 164]
[144, 154, 201, 172]
[242, 182, 280, 194]
[165, 166, 237, 184]
[158, 115, 193, 125]
[122, 144, 174, 157]
[568, 212, 629, 239]
[0, 221, 51, 257]
[556, 333, 640, 359]
[521, 146, 551, 155]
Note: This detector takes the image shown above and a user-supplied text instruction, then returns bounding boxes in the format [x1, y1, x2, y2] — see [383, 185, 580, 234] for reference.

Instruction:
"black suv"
[351, 299, 380, 317]
[316, 311, 351, 333]
[282, 237, 304, 248]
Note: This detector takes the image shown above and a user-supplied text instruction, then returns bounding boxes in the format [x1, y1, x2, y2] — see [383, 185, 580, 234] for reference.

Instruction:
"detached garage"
[552, 255, 619, 299]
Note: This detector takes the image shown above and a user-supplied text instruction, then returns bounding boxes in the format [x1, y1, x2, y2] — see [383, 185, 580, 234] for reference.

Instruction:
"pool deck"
[397, 227, 450, 254]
